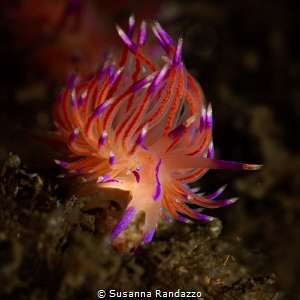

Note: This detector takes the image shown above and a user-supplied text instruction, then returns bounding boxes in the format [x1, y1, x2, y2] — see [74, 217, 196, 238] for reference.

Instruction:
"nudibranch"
[52, 16, 261, 244]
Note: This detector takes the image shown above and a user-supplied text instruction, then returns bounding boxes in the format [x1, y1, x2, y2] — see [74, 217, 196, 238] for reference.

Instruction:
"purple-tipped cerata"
[141, 228, 155, 243]
[168, 124, 186, 140]
[135, 127, 147, 146]
[116, 25, 138, 54]
[204, 184, 227, 200]
[98, 131, 107, 146]
[148, 63, 169, 95]
[69, 127, 79, 142]
[52, 16, 262, 247]
[92, 100, 111, 119]
[110, 207, 136, 243]
[131, 74, 154, 92]
[109, 152, 116, 165]
[152, 20, 173, 50]
[126, 14, 135, 38]
[109, 66, 124, 85]
[173, 36, 183, 65]
[137, 20, 146, 45]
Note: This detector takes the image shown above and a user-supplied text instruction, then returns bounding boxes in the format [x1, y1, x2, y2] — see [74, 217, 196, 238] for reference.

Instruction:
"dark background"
[1, 0, 299, 298]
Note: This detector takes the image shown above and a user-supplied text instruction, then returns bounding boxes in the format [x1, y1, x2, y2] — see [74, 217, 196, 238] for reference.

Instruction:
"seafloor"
[1, 1, 299, 299]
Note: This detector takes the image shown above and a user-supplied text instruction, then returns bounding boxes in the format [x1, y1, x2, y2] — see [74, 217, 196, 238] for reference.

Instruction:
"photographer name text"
[97, 289, 202, 298]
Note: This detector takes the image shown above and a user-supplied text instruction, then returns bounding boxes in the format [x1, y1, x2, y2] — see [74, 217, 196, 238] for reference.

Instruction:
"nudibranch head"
[52, 16, 262, 244]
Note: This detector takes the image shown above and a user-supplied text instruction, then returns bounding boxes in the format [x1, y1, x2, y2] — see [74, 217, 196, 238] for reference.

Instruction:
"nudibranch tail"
[52, 16, 262, 246]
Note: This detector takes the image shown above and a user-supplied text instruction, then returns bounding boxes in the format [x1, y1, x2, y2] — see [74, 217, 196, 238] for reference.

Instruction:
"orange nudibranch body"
[52, 16, 262, 244]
